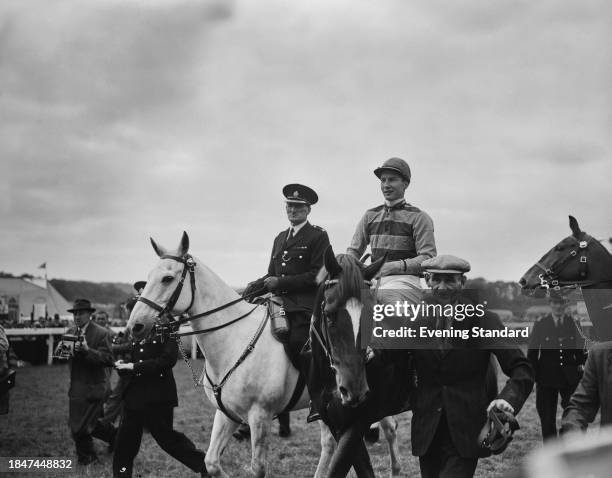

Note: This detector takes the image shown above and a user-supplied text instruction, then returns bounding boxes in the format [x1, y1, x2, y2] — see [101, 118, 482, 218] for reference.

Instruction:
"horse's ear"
[569, 215, 582, 238]
[150, 237, 165, 257]
[363, 254, 386, 280]
[178, 231, 190, 256]
[324, 245, 342, 277]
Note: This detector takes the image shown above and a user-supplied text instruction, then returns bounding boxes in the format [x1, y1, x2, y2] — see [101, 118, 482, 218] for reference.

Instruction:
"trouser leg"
[145, 406, 205, 473]
[536, 385, 559, 440]
[113, 408, 144, 478]
[419, 414, 477, 478]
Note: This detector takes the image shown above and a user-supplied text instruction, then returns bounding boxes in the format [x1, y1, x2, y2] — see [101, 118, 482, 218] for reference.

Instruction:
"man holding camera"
[65, 299, 117, 465]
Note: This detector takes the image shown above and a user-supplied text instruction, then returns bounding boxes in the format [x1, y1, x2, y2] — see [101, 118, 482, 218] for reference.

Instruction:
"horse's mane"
[332, 254, 367, 305]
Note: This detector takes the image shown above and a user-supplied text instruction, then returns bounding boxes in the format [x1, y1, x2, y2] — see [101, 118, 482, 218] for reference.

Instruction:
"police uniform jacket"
[263, 222, 330, 313]
[527, 314, 587, 388]
[410, 310, 534, 458]
[122, 337, 179, 410]
[68, 321, 113, 401]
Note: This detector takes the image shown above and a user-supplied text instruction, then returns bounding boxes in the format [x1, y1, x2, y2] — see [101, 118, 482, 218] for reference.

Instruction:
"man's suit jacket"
[527, 314, 587, 388]
[122, 337, 179, 410]
[68, 321, 113, 401]
[410, 310, 534, 458]
[260, 222, 330, 313]
[561, 341, 612, 432]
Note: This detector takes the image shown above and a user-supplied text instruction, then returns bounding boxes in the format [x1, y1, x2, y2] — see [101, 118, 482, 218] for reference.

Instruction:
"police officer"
[112, 333, 206, 477]
[238, 183, 330, 438]
[528, 291, 587, 440]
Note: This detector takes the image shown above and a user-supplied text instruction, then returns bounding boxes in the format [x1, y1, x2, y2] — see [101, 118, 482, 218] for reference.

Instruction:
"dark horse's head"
[519, 216, 612, 341]
[519, 216, 612, 292]
[312, 246, 384, 407]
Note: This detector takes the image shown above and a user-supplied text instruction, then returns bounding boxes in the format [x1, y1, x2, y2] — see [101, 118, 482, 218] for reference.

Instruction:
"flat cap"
[374, 157, 411, 182]
[422, 255, 471, 274]
[283, 183, 318, 205]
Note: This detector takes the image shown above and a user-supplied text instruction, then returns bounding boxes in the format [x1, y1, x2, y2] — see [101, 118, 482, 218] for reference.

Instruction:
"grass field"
[0, 360, 579, 478]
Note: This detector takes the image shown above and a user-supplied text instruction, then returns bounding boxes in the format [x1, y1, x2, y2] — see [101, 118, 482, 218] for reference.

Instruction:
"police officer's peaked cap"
[422, 255, 471, 274]
[374, 157, 411, 182]
[67, 298, 96, 313]
[283, 184, 318, 206]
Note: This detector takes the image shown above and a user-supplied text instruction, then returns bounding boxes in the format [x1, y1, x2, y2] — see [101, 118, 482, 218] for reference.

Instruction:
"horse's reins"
[136, 253, 262, 340]
[534, 238, 596, 290]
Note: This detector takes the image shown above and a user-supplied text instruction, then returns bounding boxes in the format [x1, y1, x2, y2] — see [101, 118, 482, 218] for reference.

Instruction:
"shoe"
[306, 401, 321, 423]
[364, 425, 380, 444]
[233, 423, 251, 441]
[278, 425, 291, 438]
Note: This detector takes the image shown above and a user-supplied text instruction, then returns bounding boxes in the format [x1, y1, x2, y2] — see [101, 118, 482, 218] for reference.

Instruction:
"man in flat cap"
[65, 299, 116, 465]
[409, 256, 533, 478]
[239, 183, 330, 438]
[528, 291, 586, 440]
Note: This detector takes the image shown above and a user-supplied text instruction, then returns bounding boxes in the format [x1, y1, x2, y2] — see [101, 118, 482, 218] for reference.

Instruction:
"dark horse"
[519, 215, 612, 341]
[307, 247, 414, 478]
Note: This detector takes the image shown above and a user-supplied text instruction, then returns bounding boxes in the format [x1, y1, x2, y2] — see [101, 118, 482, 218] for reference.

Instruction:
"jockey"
[347, 157, 436, 310]
[346, 157, 436, 441]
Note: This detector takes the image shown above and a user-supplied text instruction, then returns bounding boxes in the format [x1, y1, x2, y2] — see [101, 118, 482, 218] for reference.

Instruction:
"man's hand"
[487, 399, 515, 415]
[264, 276, 280, 291]
[74, 336, 89, 353]
[114, 360, 134, 371]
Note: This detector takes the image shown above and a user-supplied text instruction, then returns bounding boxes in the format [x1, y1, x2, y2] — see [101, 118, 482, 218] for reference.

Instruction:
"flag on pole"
[38, 262, 47, 269]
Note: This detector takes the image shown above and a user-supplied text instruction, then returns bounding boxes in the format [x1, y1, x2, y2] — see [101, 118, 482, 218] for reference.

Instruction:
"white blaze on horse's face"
[345, 298, 363, 347]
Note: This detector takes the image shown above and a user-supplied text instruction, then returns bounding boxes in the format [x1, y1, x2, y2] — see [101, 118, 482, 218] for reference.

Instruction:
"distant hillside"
[50, 279, 133, 305]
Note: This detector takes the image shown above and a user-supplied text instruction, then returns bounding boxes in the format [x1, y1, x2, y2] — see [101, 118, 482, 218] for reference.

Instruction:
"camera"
[53, 334, 84, 360]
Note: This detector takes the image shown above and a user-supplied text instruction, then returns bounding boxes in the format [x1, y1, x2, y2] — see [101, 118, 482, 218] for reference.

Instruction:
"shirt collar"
[384, 198, 406, 211]
[79, 320, 91, 334]
[288, 220, 308, 237]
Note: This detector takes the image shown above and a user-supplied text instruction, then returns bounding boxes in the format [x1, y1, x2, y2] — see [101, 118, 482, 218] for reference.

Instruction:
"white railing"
[5, 326, 199, 365]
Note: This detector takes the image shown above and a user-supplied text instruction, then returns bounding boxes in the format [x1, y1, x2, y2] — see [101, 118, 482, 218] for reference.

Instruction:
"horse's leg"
[248, 407, 272, 478]
[379, 416, 401, 477]
[327, 426, 374, 478]
[314, 421, 336, 478]
[205, 410, 239, 478]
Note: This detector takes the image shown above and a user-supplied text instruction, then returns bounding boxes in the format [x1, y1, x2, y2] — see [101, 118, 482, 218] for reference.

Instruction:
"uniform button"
[281, 274, 286, 277]
[281, 263, 286, 267]
[160, 373, 163, 377]
[437, 407, 442, 412]
[299, 255, 303, 259]
[139, 360, 143, 363]
[140, 348, 144, 352]
[283, 250, 288, 254]
[153, 341, 156, 344]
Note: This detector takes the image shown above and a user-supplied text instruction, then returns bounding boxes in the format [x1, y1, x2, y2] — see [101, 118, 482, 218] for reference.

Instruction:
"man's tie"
[288, 228, 294, 240]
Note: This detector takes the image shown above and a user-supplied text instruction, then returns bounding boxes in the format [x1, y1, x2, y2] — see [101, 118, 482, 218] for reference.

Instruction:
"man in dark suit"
[238, 183, 330, 438]
[113, 333, 206, 478]
[410, 255, 534, 478]
[561, 341, 612, 432]
[65, 299, 117, 465]
[528, 292, 587, 440]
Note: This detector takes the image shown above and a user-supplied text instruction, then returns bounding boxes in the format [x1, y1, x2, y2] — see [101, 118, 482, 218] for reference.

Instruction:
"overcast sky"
[1, 0, 610, 286]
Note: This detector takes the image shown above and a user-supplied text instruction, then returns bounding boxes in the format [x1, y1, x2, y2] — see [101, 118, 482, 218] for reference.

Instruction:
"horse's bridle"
[534, 238, 594, 290]
[137, 254, 197, 324]
[310, 278, 372, 369]
[137, 253, 258, 340]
